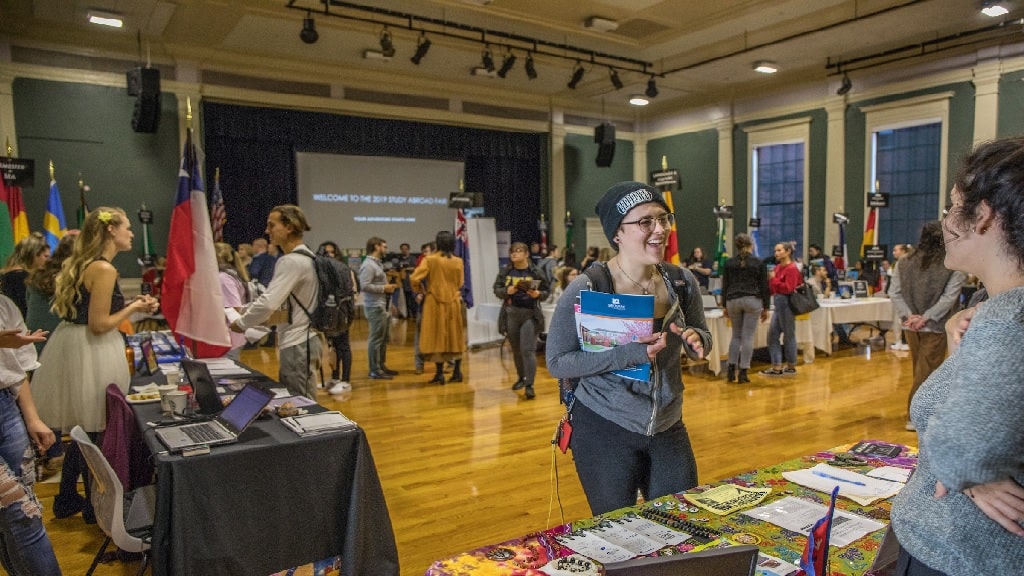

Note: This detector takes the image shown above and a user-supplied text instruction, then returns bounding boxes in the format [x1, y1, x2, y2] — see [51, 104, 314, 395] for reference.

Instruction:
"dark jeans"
[329, 331, 352, 382]
[768, 293, 797, 366]
[896, 545, 949, 576]
[569, 400, 698, 516]
[505, 307, 538, 386]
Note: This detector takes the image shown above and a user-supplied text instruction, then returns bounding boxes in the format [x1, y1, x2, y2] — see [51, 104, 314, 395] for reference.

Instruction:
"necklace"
[617, 259, 654, 295]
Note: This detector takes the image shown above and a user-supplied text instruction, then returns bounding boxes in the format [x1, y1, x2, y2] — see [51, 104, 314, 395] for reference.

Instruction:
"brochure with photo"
[575, 290, 655, 382]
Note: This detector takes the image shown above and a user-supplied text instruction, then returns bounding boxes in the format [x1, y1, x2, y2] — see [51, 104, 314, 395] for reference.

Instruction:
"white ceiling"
[3, 0, 1023, 117]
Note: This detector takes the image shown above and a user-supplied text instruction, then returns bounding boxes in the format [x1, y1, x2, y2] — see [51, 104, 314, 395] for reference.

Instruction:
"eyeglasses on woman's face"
[620, 213, 675, 234]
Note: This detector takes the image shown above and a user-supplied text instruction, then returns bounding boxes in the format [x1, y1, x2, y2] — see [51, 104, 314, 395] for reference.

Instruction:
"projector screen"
[295, 152, 464, 254]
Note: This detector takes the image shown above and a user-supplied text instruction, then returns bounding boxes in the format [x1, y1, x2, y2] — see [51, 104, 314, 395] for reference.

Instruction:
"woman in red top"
[763, 242, 803, 376]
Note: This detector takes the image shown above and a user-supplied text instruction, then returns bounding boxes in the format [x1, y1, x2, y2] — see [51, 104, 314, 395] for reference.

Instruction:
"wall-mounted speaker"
[595, 122, 616, 167]
[127, 67, 161, 133]
[126, 67, 160, 97]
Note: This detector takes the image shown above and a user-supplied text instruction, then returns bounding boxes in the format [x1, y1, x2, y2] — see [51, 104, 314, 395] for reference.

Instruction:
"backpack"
[290, 250, 356, 336]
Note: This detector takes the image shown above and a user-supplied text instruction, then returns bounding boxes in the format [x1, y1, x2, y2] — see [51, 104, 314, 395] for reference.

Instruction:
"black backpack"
[290, 250, 356, 336]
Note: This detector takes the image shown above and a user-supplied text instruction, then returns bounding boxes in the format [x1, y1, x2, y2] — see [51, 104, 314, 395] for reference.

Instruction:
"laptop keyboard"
[182, 423, 228, 443]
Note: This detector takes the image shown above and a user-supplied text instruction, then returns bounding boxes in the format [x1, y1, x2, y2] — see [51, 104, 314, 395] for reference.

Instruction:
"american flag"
[454, 208, 473, 308]
[209, 168, 226, 242]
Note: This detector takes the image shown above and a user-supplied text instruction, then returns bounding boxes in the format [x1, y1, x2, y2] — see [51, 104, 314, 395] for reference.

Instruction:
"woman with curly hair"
[0, 232, 50, 319]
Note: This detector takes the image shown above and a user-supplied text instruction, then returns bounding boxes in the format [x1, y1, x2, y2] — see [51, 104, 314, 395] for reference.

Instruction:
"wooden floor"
[41, 317, 918, 576]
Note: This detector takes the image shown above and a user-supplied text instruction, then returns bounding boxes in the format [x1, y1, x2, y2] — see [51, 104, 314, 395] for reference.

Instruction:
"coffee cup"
[158, 384, 179, 413]
[165, 390, 188, 416]
[164, 370, 182, 387]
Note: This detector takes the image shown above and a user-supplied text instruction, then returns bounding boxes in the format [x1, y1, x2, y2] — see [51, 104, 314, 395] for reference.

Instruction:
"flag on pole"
[750, 228, 761, 258]
[44, 179, 68, 252]
[714, 217, 729, 272]
[162, 128, 231, 357]
[835, 221, 848, 270]
[662, 189, 680, 265]
[0, 180, 17, 264]
[454, 208, 473, 308]
[6, 182, 28, 244]
[796, 486, 840, 576]
[209, 168, 226, 242]
[77, 180, 90, 229]
[862, 207, 877, 252]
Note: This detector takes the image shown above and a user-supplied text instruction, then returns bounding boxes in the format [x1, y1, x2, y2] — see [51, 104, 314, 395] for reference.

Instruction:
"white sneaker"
[889, 343, 900, 350]
[328, 380, 351, 394]
[898, 343, 910, 351]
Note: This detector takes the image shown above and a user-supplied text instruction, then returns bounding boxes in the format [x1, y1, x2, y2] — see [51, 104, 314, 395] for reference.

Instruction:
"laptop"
[603, 545, 759, 576]
[181, 359, 227, 415]
[155, 384, 273, 453]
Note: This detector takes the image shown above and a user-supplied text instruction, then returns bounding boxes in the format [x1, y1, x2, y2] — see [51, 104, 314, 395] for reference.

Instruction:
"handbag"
[788, 282, 820, 315]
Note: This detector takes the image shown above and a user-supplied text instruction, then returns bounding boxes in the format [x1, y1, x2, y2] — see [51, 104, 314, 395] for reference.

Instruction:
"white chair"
[70, 426, 156, 576]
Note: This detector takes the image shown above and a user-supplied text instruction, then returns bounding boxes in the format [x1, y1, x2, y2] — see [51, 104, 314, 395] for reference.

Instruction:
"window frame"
[746, 117, 812, 257]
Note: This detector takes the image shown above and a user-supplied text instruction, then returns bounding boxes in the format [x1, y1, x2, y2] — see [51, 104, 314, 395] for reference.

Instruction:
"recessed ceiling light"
[584, 17, 619, 32]
[88, 9, 124, 28]
[629, 95, 650, 106]
[981, 3, 1009, 17]
[753, 61, 778, 74]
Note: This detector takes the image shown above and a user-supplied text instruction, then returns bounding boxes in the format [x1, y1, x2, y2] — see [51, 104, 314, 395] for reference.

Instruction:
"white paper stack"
[280, 411, 358, 437]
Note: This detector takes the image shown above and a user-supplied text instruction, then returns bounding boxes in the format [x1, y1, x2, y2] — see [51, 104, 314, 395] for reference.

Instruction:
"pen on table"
[811, 469, 867, 486]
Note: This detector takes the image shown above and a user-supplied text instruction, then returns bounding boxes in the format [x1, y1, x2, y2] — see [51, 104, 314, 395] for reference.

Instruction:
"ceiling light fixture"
[379, 27, 395, 58]
[363, 49, 392, 61]
[410, 31, 431, 64]
[609, 67, 623, 90]
[524, 53, 538, 79]
[837, 72, 852, 96]
[629, 94, 649, 106]
[299, 11, 318, 44]
[584, 17, 619, 32]
[645, 76, 659, 98]
[567, 61, 585, 89]
[481, 46, 495, 72]
[471, 67, 496, 78]
[753, 61, 778, 74]
[497, 49, 517, 78]
[87, 9, 124, 28]
[981, 2, 1009, 16]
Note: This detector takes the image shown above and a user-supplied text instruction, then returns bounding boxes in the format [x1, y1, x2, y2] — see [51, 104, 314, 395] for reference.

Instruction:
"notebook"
[602, 545, 759, 576]
[181, 359, 227, 415]
[154, 384, 273, 453]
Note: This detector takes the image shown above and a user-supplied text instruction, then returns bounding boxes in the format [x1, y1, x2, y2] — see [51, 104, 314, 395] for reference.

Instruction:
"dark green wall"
[645, 130, 718, 256]
[843, 81, 975, 252]
[12, 78, 180, 275]
[999, 70, 1024, 138]
[563, 132, 633, 253]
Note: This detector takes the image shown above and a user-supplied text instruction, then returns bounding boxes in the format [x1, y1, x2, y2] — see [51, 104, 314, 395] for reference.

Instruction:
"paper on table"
[783, 463, 904, 505]
[683, 484, 772, 515]
[866, 466, 912, 483]
[555, 514, 692, 564]
[742, 496, 886, 548]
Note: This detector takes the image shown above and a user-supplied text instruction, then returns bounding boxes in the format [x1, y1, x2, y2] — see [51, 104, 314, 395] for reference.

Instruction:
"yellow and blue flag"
[44, 179, 68, 252]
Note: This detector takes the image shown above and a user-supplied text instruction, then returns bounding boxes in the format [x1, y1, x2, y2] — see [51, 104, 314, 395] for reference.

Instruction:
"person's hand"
[638, 331, 667, 360]
[527, 289, 541, 299]
[25, 416, 55, 452]
[722, 308, 729, 319]
[946, 306, 978, 349]
[132, 295, 160, 314]
[384, 283, 397, 294]
[677, 326, 705, 359]
[935, 480, 1024, 537]
[0, 329, 48, 349]
[760, 309, 769, 322]
[506, 285, 517, 296]
[229, 320, 244, 333]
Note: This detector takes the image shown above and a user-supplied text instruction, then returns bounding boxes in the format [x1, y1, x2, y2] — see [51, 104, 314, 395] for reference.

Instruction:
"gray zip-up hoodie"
[546, 264, 711, 435]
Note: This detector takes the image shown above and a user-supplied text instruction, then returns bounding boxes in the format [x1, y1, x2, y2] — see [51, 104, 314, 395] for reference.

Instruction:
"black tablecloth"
[131, 381, 399, 575]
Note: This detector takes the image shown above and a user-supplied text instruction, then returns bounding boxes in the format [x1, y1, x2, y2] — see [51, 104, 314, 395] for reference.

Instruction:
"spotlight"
[497, 50, 517, 78]
[837, 72, 852, 96]
[629, 94, 649, 106]
[524, 53, 538, 79]
[609, 67, 623, 90]
[411, 31, 431, 65]
[753, 61, 778, 74]
[300, 11, 318, 44]
[645, 76, 658, 98]
[379, 27, 395, 58]
[981, 2, 1009, 17]
[567, 61, 585, 89]
[481, 47, 495, 72]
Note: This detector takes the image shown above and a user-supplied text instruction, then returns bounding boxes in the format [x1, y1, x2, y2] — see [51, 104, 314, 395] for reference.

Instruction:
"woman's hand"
[945, 306, 978, 349]
[759, 309, 769, 322]
[25, 416, 55, 452]
[637, 331, 667, 360]
[677, 325, 705, 359]
[131, 295, 160, 315]
[0, 329, 48, 349]
[935, 480, 1024, 537]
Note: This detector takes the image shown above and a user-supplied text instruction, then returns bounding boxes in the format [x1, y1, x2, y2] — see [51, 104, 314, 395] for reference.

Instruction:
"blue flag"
[455, 208, 473, 308]
[43, 180, 68, 252]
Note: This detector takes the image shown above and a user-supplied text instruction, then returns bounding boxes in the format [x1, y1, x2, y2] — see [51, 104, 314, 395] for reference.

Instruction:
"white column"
[633, 133, 647, 183]
[0, 70, 16, 154]
[825, 98, 846, 250]
[972, 59, 1001, 146]
[550, 117, 567, 252]
[715, 118, 734, 240]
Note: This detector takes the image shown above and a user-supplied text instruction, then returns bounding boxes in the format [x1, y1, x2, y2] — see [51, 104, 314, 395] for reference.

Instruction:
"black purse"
[788, 283, 821, 315]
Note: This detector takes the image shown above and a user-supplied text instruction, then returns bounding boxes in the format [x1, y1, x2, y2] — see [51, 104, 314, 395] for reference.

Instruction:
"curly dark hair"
[913, 221, 946, 270]
[951, 137, 1024, 269]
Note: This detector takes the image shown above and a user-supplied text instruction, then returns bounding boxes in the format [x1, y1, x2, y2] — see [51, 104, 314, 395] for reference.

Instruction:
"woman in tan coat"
[411, 230, 466, 384]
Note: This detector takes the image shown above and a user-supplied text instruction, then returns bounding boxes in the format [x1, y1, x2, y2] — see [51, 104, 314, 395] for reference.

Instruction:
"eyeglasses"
[620, 213, 675, 233]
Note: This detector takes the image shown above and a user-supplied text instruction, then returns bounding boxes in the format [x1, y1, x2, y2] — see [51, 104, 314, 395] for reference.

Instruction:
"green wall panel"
[645, 130, 718, 258]
[563, 132, 633, 257]
[999, 70, 1024, 139]
[12, 78, 180, 275]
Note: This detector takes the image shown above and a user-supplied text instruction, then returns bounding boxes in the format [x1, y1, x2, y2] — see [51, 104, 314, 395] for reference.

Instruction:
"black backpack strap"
[581, 261, 613, 293]
[288, 249, 318, 324]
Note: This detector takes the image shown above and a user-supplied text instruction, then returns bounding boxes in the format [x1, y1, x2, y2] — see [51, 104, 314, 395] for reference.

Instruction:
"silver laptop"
[155, 384, 273, 452]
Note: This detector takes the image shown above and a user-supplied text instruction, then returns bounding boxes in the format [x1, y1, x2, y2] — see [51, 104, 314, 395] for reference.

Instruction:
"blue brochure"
[575, 290, 655, 382]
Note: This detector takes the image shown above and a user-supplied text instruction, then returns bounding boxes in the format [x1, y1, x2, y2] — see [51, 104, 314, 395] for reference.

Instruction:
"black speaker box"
[126, 67, 160, 97]
[595, 122, 616, 167]
[132, 93, 161, 133]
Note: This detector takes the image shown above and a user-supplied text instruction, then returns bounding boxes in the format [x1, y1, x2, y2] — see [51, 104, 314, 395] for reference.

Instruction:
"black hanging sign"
[650, 169, 680, 190]
[863, 244, 887, 261]
[867, 193, 889, 208]
[748, 217, 761, 228]
[1, 157, 34, 187]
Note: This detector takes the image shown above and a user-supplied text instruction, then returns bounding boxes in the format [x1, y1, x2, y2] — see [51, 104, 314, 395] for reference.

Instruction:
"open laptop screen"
[219, 385, 273, 433]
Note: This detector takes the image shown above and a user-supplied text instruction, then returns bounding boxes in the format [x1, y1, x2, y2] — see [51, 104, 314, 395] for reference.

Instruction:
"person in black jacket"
[721, 234, 770, 383]
[493, 242, 549, 399]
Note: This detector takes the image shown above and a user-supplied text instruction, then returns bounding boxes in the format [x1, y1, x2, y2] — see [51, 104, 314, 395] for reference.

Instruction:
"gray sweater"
[891, 286, 1024, 575]
[545, 265, 711, 436]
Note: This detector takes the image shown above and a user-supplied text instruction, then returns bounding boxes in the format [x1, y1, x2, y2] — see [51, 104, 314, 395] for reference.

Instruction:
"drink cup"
[158, 384, 179, 413]
[165, 390, 188, 416]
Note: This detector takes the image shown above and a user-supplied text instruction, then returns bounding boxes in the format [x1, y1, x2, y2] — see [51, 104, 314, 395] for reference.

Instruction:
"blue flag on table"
[797, 485, 840, 576]
[455, 208, 473, 308]
[43, 180, 68, 252]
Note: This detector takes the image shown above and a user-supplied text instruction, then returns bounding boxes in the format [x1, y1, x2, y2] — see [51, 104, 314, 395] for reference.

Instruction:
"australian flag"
[455, 208, 473, 308]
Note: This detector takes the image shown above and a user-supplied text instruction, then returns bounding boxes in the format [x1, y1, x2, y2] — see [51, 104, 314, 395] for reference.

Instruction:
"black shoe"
[448, 373, 463, 383]
[783, 366, 797, 375]
[428, 375, 445, 385]
[760, 368, 784, 376]
[737, 369, 750, 383]
[369, 371, 393, 380]
[53, 493, 85, 519]
[726, 364, 736, 383]
[381, 367, 399, 376]
[511, 378, 527, 391]
[524, 386, 535, 399]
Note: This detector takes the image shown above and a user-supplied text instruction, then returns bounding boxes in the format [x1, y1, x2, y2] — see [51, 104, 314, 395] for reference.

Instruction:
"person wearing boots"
[493, 242, 549, 399]
[721, 233, 770, 383]
[410, 231, 465, 384]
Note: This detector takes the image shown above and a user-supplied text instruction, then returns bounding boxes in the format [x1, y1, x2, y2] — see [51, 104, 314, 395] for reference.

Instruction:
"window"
[872, 123, 941, 248]
[753, 143, 805, 258]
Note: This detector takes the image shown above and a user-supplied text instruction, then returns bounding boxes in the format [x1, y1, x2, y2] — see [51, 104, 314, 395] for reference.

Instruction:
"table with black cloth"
[130, 371, 399, 576]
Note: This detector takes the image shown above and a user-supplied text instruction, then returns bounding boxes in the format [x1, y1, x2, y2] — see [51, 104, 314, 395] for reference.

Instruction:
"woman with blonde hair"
[0, 232, 50, 318]
[31, 208, 158, 520]
[216, 242, 251, 360]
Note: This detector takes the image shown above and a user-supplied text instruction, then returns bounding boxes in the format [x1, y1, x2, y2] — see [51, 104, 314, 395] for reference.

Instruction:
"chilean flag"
[161, 129, 231, 357]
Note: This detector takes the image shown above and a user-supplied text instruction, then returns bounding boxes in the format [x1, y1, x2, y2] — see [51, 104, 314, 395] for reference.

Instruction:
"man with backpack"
[230, 205, 321, 399]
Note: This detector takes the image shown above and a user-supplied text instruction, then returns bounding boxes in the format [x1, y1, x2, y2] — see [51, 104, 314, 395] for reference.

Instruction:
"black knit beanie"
[594, 181, 670, 245]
